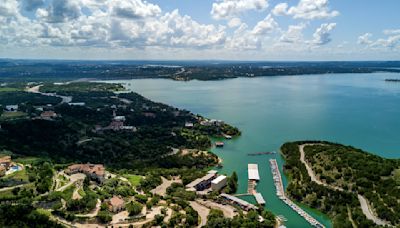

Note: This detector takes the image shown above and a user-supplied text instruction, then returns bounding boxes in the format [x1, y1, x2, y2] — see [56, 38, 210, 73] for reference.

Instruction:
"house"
[211, 175, 227, 191]
[4, 105, 18, 112]
[40, 111, 58, 119]
[143, 112, 156, 118]
[108, 196, 125, 213]
[108, 120, 124, 130]
[0, 156, 12, 169]
[66, 164, 105, 183]
[113, 116, 126, 122]
[185, 122, 194, 128]
[68, 102, 85, 106]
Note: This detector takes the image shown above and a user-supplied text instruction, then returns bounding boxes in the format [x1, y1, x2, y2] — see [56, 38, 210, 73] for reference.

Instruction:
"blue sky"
[0, 0, 399, 60]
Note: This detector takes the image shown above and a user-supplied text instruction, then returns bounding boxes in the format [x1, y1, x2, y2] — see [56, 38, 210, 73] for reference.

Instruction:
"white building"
[211, 175, 227, 191]
[248, 164, 260, 181]
[5, 105, 18, 112]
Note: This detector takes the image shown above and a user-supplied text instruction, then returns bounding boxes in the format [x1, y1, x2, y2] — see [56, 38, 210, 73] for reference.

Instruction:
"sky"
[0, 0, 400, 60]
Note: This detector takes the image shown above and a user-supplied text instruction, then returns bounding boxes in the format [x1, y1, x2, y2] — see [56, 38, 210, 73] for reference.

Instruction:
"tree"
[126, 201, 143, 216]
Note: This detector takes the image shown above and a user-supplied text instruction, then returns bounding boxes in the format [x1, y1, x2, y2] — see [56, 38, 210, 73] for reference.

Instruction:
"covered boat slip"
[248, 164, 260, 180]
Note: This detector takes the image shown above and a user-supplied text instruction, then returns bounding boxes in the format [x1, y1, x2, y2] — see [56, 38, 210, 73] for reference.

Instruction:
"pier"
[269, 159, 325, 228]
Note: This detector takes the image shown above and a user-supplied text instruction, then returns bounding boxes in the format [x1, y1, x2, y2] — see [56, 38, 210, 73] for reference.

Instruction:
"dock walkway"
[269, 159, 325, 228]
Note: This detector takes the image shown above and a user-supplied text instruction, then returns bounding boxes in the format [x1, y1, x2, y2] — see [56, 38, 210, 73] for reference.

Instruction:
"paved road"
[150, 176, 181, 197]
[190, 201, 210, 227]
[26, 85, 72, 103]
[298, 144, 391, 227]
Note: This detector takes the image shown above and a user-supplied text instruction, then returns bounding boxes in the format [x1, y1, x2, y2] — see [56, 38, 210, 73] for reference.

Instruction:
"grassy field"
[123, 174, 142, 187]
[2, 169, 29, 182]
[0, 111, 27, 120]
[394, 169, 400, 184]
[14, 156, 40, 165]
[0, 87, 22, 92]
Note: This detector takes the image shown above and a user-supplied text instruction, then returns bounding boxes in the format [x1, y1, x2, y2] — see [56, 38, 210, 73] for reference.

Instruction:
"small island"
[280, 141, 400, 227]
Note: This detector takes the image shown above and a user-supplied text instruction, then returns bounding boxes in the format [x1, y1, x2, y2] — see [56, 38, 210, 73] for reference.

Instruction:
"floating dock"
[254, 192, 266, 205]
[247, 151, 276, 156]
[269, 159, 325, 228]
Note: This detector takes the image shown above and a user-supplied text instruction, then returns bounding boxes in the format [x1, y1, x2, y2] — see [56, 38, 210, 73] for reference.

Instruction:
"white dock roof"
[248, 164, 260, 180]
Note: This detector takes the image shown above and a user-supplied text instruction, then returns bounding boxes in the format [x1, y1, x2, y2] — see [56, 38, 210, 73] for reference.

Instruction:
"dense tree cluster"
[281, 141, 400, 227]
[0, 83, 239, 169]
[0, 204, 63, 228]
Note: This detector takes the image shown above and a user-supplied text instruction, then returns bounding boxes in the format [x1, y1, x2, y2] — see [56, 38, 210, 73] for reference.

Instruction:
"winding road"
[298, 144, 390, 227]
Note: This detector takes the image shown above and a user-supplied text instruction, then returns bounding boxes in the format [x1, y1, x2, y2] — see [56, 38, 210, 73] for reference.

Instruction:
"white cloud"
[211, 0, 269, 20]
[278, 0, 339, 20]
[311, 23, 336, 45]
[227, 17, 241, 28]
[358, 33, 372, 45]
[280, 23, 306, 43]
[111, 0, 161, 19]
[272, 3, 288, 16]
[358, 30, 400, 50]
[252, 14, 278, 35]
[225, 23, 261, 50]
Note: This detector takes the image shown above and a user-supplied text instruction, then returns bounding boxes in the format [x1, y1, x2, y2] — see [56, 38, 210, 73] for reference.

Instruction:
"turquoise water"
[108, 73, 400, 227]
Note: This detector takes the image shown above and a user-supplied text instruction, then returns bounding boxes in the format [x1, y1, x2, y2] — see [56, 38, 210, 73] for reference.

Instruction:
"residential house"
[108, 196, 125, 213]
[66, 164, 105, 183]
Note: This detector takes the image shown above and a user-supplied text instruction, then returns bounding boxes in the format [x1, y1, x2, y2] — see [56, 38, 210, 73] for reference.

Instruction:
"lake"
[107, 73, 400, 227]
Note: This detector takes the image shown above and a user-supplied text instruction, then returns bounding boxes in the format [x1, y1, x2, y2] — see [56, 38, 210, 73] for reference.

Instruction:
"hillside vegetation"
[281, 141, 400, 227]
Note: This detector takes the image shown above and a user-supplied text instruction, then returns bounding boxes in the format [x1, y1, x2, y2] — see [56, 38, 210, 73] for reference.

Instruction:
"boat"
[223, 134, 232, 139]
[215, 142, 224, 147]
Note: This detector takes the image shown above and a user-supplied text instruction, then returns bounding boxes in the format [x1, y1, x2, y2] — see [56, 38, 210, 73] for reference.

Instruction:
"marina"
[269, 159, 325, 228]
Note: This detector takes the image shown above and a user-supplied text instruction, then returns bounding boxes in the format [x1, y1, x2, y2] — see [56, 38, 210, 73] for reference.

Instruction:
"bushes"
[126, 201, 143, 216]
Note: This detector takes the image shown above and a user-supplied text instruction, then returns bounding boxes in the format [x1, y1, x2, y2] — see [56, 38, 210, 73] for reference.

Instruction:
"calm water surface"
[108, 73, 400, 228]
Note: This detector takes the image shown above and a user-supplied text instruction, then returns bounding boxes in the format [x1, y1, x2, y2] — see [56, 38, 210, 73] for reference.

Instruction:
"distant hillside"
[1, 59, 400, 81]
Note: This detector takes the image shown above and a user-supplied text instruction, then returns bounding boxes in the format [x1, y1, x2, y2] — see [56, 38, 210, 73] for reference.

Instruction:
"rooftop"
[211, 175, 227, 184]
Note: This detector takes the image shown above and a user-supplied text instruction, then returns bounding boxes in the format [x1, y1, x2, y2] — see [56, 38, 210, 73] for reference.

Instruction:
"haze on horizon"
[1, 0, 400, 61]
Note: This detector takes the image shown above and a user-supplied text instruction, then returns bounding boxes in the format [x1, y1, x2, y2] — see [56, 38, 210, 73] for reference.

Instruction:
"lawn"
[394, 169, 400, 184]
[0, 111, 27, 120]
[14, 156, 40, 165]
[123, 174, 143, 187]
[0, 87, 21, 92]
[3, 169, 29, 182]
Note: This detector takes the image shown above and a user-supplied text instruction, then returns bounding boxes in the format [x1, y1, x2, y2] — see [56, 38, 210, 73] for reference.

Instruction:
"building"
[248, 164, 260, 181]
[185, 122, 194, 128]
[211, 175, 227, 191]
[40, 111, 58, 119]
[66, 164, 105, 183]
[114, 116, 126, 122]
[68, 102, 85, 106]
[108, 196, 125, 213]
[4, 105, 18, 112]
[186, 172, 217, 191]
[220, 193, 258, 211]
[0, 156, 11, 169]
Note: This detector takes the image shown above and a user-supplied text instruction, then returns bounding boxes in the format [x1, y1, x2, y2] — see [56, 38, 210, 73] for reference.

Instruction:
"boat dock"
[254, 192, 266, 205]
[269, 159, 325, 228]
[247, 151, 276, 156]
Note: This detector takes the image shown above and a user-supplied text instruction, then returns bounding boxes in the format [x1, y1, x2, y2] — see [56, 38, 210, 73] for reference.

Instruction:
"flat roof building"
[211, 175, 227, 191]
[248, 164, 260, 181]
